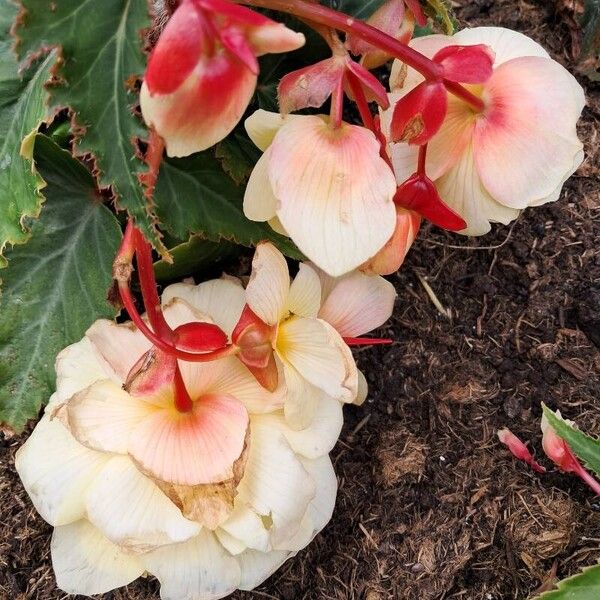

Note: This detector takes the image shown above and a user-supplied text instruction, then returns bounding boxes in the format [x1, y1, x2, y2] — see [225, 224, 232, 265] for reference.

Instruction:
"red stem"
[417, 143, 427, 175]
[329, 77, 344, 128]
[344, 337, 393, 346]
[173, 364, 194, 412]
[346, 73, 375, 132]
[443, 79, 486, 112]
[133, 228, 173, 341]
[240, 0, 442, 80]
[575, 464, 600, 497]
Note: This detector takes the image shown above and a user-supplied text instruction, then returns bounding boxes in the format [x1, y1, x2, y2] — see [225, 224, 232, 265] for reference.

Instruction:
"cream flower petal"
[65, 379, 157, 454]
[355, 369, 369, 407]
[162, 296, 214, 331]
[435, 144, 520, 235]
[244, 109, 301, 151]
[317, 269, 396, 337]
[215, 528, 247, 555]
[287, 263, 322, 318]
[86, 456, 201, 553]
[268, 116, 397, 277]
[219, 503, 271, 553]
[51, 337, 116, 408]
[474, 56, 584, 209]
[86, 319, 151, 382]
[143, 530, 241, 600]
[179, 356, 284, 415]
[129, 394, 249, 486]
[15, 417, 107, 526]
[262, 396, 343, 459]
[277, 316, 358, 402]
[300, 455, 337, 538]
[243, 148, 279, 222]
[245, 242, 290, 325]
[237, 418, 315, 546]
[52, 520, 144, 596]
[453, 26, 549, 64]
[281, 362, 322, 430]
[237, 549, 291, 591]
[162, 278, 246, 336]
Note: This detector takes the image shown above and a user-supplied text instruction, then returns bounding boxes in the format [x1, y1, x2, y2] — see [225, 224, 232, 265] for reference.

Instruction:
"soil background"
[1, 0, 599, 598]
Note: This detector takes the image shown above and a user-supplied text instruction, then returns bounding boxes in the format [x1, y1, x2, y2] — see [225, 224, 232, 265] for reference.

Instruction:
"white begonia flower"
[16, 281, 339, 600]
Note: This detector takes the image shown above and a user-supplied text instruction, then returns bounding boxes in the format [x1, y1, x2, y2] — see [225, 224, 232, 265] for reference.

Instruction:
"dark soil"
[1, 0, 599, 599]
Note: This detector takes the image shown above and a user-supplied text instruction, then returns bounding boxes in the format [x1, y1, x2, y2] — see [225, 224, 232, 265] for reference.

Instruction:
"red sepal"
[404, 0, 427, 27]
[174, 322, 229, 352]
[433, 44, 495, 84]
[345, 60, 390, 109]
[394, 173, 466, 231]
[124, 348, 177, 396]
[390, 81, 447, 145]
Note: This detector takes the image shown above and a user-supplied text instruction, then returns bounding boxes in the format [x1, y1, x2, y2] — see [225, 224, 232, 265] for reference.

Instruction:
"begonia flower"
[541, 410, 580, 474]
[140, 0, 305, 157]
[16, 285, 340, 599]
[381, 27, 585, 235]
[243, 110, 397, 276]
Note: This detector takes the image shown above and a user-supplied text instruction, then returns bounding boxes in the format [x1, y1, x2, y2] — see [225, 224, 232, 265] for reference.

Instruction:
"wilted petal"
[65, 379, 156, 454]
[473, 56, 584, 209]
[243, 149, 279, 222]
[435, 144, 520, 235]
[162, 278, 246, 337]
[15, 417, 107, 526]
[355, 369, 368, 406]
[245, 242, 290, 325]
[277, 316, 357, 402]
[129, 393, 249, 486]
[287, 263, 322, 318]
[268, 116, 397, 276]
[86, 456, 200, 552]
[237, 418, 315, 546]
[52, 520, 144, 596]
[318, 269, 397, 336]
[143, 530, 241, 600]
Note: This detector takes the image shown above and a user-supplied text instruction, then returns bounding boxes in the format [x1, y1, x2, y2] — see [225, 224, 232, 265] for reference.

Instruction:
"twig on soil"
[425, 220, 519, 251]
[415, 272, 452, 320]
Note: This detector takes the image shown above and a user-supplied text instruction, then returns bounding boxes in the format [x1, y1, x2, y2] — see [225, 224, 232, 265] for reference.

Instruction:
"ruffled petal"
[86, 456, 201, 553]
[281, 362, 322, 430]
[245, 242, 290, 325]
[86, 319, 151, 383]
[237, 418, 315, 546]
[15, 417, 107, 526]
[65, 379, 157, 454]
[237, 549, 291, 591]
[219, 503, 271, 552]
[243, 149, 279, 222]
[435, 143, 520, 235]
[52, 520, 144, 596]
[300, 455, 337, 538]
[268, 116, 397, 277]
[162, 278, 246, 336]
[473, 56, 584, 209]
[129, 393, 249, 486]
[317, 269, 396, 337]
[143, 530, 241, 600]
[277, 316, 358, 402]
[179, 356, 285, 414]
[287, 263, 322, 318]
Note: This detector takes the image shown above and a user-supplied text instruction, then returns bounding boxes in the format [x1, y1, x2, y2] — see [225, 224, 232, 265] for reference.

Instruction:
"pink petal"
[497, 428, 546, 473]
[346, 61, 390, 108]
[390, 81, 448, 145]
[129, 393, 249, 486]
[434, 44, 495, 83]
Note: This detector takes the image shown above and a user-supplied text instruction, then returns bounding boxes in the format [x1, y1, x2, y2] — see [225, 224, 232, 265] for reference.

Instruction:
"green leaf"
[154, 236, 238, 283]
[216, 131, 262, 185]
[425, 0, 455, 34]
[0, 135, 122, 430]
[0, 0, 55, 267]
[535, 564, 600, 599]
[16, 0, 163, 251]
[542, 404, 600, 477]
[581, 0, 600, 56]
[153, 152, 303, 259]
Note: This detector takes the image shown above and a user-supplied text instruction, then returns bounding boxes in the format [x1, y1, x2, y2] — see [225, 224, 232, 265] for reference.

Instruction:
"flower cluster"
[16, 0, 587, 597]
[17, 243, 395, 598]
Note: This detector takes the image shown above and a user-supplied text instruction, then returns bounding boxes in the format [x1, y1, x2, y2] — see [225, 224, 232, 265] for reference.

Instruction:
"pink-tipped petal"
[129, 393, 249, 486]
[268, 116, 397, 276]
[361, 207, 421, 275]
[248, 22, 305, 55]
[346, 61, 390, 108]
[278, 57, 345, 115]
[434, 44, 495, 83]
[390, 81, 448, 145]
[540, 412, 581, 474]
[145, 0, 206, 94]
[497, 428, 546, 473]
